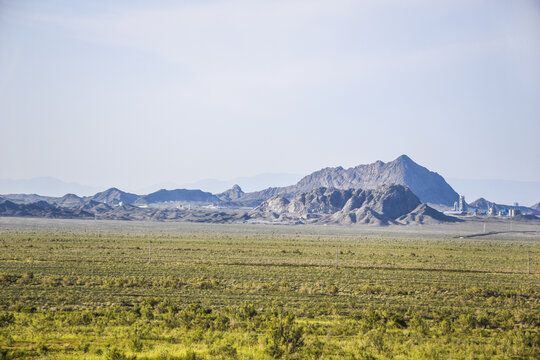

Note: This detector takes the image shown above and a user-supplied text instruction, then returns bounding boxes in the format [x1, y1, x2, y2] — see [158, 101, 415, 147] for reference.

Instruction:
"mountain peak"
[92, 187, 139, 205]
[103, 187, 123, 193]
[394, 154, 415, 164]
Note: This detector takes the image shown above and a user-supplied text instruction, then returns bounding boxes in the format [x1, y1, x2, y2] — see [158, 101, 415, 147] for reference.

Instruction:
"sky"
[1, 0, 539, 192]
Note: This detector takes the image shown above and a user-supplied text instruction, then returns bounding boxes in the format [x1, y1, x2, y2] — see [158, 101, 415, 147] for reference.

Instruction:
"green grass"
[0, 218, 538, 359]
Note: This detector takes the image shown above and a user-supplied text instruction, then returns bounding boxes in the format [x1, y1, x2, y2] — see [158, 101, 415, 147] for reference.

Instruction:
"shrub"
[130, 337, 144, 352]
[265, 309, 304, 358]
[0, 274, 19, 285]
[209, 343, 238, 359]
[105, 348, 136, 360]
[0, 313, 15, 327]
[0, 349, 12, 360]
[37, 344, 49, 355]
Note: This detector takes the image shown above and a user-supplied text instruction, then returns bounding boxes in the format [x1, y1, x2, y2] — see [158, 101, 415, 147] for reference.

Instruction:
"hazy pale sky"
[1, 0, 539, 190]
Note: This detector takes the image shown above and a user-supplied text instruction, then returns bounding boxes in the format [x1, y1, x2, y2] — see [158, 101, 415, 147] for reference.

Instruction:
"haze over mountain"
[0, 173, 305, 199]
[176, 173, 304, 194]
[0, 177, 103, 197]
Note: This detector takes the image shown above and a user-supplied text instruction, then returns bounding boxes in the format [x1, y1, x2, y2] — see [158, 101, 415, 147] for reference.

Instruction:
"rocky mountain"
[135, 189, 218, 205]
[251, 185, 459, 225]
[239, 155, 459, 207]
[91, 188, 139, 205]
[217, 185, 244, 202]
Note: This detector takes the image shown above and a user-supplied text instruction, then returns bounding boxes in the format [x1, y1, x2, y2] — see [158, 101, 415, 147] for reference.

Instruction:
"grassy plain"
[0, 217, 539, 359]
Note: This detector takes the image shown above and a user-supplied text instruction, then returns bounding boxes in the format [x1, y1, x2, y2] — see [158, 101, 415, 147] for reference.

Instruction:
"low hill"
[0, 200, 92, 219]
[91, 188, 139, 205]
[53, 193, 85, 208]
[136, 189, 219, 205]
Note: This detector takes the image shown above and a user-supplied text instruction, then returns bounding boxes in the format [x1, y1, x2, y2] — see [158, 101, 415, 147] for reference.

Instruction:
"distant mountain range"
[1, 155, 538, 224]
[0, 185, 462, 225]
[4, 162, 538, 207]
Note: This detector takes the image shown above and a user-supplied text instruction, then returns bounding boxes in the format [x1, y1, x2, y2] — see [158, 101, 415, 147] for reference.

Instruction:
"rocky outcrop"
[251, 185, 458, 225]
[396, 204, 460, 224]
[217, 184, 244, 202]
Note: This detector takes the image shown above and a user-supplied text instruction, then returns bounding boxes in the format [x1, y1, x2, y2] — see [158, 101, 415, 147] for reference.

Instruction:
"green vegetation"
[0, 219, 538, 359]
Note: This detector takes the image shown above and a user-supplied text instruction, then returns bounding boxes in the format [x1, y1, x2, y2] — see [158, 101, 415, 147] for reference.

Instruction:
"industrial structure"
[446, 194, 527, 218]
